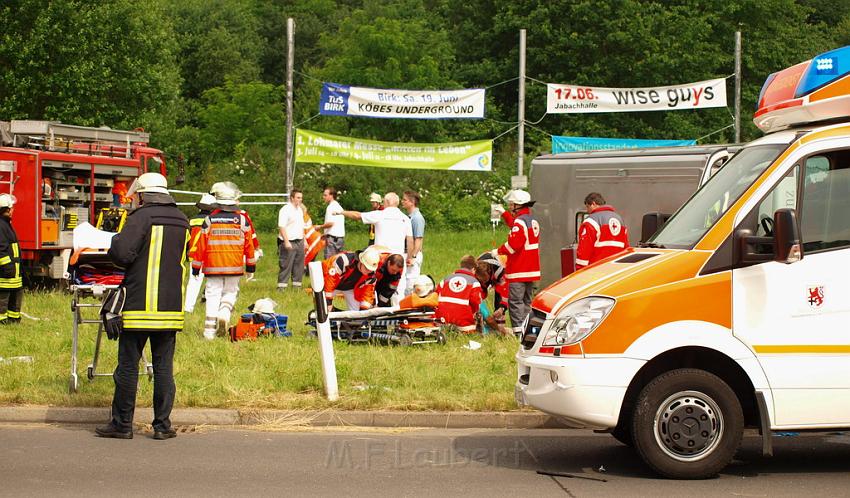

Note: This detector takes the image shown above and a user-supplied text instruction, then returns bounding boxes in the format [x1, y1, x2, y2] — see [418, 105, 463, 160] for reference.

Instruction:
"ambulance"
[515, 45, 850, 479]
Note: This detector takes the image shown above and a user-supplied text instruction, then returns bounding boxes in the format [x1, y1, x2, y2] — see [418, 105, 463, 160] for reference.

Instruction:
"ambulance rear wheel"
[632, 368, 743, 479]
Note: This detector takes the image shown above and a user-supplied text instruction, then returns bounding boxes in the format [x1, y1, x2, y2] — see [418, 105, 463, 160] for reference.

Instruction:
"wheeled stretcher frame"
[308, 307, 446, 346]
[68, 283, 152, 393]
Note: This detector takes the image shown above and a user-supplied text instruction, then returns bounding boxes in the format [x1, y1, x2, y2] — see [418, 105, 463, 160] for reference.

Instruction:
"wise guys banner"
[546, 78, 727, 114]
[295, 129, 492, 171]
[319, 82, 486, 119]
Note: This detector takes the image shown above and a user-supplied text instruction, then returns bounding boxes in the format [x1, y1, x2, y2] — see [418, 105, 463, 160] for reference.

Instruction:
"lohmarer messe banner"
[295, 129, 492, 171]
[552, 136, 696, 153]
[319, 82, 486, 119]
[546, 78, 727, 114]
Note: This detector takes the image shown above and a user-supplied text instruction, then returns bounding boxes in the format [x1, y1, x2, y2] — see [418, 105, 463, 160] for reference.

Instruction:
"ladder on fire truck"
[1, 120, 150, 160]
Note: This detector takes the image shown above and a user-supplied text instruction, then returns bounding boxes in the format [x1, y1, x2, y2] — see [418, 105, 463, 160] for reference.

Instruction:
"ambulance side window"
[800, 151, 850, 253]
[752, 166, 799, 238]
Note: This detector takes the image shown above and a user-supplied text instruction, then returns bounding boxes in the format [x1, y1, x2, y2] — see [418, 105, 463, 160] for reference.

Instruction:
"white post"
[285, 18, 296, 194]
[308, 261, 338, 401]
[516, 28, 527, 183]
[734, 30, 742, 143]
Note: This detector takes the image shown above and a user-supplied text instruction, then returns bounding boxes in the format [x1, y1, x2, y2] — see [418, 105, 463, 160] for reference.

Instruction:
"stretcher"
[307, 293, 446, 346]
[67, 245, 152, 393]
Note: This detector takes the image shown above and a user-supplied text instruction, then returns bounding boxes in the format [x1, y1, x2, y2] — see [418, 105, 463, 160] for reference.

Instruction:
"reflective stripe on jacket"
[0, 217, 21, 289]
[576, 205, 630, 268]
[190, 209, 256, 276]
[322, 251, 376, 308]
[497, 208, 541, 282]
[435, 268, 483, 330]
[109, 201, 190, 331]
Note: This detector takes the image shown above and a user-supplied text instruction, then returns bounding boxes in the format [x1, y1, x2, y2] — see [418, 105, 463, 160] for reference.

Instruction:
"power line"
[492, 124, 520, 142]
[484, 76, 520, 90]
[695, 123, 735, 143]
[295, 113, 321, 128]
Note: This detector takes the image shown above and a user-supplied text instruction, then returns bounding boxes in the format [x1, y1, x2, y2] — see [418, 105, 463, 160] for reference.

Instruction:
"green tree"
[0, 0, 180, 132]
[196, 80, 285, 162]
[165, 0, 264, 100]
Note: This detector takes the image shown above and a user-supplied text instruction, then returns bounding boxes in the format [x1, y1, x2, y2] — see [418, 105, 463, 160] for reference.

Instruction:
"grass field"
[0, 227, 531, 411]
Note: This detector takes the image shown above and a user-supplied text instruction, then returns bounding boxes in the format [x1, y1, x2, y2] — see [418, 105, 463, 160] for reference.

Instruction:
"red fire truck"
[0, 120, 168, 280]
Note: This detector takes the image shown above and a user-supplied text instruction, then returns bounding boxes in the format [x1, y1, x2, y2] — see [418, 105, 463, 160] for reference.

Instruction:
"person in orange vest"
[576, 192, 630, 269]
[184, 193, 216, 313]
[321, 246, 382, 311]
[496, 189, 540, 337]
[190, 182, 256, 340]
[435, 255, 486, 334]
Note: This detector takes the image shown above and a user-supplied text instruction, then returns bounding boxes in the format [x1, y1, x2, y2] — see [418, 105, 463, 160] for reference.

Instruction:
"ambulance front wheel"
[632, 368, 743, 480]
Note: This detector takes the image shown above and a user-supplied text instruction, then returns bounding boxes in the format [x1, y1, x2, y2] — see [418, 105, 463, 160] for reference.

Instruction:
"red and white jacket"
[497, 207, 540, 282]
[435, 268, 483, 332]
[576, 205, 630, 269]
[321, 251, 376, 309]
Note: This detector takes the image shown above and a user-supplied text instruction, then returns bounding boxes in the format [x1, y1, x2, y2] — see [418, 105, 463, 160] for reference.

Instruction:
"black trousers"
[111, 330, 176, 432]
[0, 287, 23, 322]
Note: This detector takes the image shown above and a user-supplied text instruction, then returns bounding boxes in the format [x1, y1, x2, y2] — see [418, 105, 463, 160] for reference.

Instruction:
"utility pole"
[734, 30, 742, 143]
[513, 29, 527, 190]
[285, 18, 295, 193]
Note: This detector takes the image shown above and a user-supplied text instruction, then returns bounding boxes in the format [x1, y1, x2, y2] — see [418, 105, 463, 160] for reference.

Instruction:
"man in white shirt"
[339, 192, 413, 301]
[317, 186, 345, 258]
[277, 188, 305, 290]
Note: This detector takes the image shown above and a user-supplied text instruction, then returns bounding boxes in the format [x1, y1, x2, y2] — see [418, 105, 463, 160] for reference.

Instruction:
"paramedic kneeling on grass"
[435, 255, 486, 334]
[96, 173, 189, 441]
[321, 246, 382, 310]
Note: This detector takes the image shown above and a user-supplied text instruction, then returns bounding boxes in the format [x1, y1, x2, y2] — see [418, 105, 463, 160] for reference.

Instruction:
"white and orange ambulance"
[515, 45, 850, 479]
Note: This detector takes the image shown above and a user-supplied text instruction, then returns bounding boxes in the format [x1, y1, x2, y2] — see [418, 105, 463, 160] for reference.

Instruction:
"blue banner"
[552, 136, 696, 153]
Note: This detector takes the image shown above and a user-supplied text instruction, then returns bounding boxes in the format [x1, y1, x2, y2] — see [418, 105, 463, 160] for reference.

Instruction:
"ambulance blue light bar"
[755, 45, 850, 133]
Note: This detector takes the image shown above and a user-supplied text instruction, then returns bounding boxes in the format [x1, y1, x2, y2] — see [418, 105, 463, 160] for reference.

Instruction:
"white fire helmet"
[251, 298, 278, 314]
[196, 193, 217, 210]
[502, 189, 531, 205]
[0, 194, 15, 209]
[359, 247, 382, 272]
[413, 275, 436, 297]
[127, 172, 169, 196]
[210, 181, 242, 205]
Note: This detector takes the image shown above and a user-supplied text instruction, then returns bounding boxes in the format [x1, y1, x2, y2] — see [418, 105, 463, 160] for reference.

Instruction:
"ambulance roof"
[755, 45, 850, 134]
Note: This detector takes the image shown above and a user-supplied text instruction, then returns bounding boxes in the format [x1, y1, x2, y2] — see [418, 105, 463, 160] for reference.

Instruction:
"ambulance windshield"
[649, 144, 788, 248]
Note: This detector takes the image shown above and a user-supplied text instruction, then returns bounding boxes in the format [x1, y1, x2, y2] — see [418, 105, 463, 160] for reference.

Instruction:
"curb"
[0, 406, 569, 429]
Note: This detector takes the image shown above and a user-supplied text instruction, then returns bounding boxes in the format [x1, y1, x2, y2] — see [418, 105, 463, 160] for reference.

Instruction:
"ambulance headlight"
[543, 297, 615, 346]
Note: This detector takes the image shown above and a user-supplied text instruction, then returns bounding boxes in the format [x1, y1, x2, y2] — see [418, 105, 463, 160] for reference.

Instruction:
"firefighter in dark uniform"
[0, 194, 22, 323]
[96, 173, 190, 440]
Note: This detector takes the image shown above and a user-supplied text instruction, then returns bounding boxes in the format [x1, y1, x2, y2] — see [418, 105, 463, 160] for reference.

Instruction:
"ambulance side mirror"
[773, 208, 802, 264]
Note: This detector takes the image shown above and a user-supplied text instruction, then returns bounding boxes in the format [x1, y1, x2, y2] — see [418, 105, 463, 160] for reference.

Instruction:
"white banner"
[546, 78, 727, 114]
[320, 83, 485, 119]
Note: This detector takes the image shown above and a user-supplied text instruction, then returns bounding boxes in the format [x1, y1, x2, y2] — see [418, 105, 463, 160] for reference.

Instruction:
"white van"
[515, 45, 850, 479]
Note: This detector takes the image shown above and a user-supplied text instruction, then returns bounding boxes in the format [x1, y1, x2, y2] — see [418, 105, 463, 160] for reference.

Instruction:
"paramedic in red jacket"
[496, 189, 540, 337]
[435, 255, 485, 333]
[576, 192, 630, 269]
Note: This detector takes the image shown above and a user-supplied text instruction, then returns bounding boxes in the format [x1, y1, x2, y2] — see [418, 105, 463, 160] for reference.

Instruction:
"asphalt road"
[2, 424, 850, 497]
